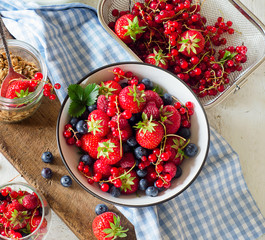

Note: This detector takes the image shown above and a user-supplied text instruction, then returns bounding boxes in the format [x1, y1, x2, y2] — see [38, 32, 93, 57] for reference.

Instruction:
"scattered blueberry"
[88, 104, 97, 112]
[60, 175, 72, 187]
[126, 137, 138, 148]
[122, 143, 130, 153]
[176, 127, 191, 139]
[136, 169, 147, 178]
[141, 78, 154, 90]
[174, 166, 182, 178]
[134, 146, 148, 160]
[41, 168, 53, 179]
[69, 117, 79, 128]
[76, 120, 88, 134]
[145, 186, 159, 197]
[110, 186, 121, 198]
[162, 93, 173, 105]
[139, 179, 148, 191]
[80, 154, 93, 166]
[184, 143, 198, 157]
[41, 151, 54, 163]
[95, 204, 108, 215]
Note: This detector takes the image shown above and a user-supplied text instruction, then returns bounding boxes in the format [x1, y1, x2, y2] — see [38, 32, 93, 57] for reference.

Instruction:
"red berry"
[34, 72, 43, 80]
[155, 179, 164, 188]
[101, 183, 109, 192]
[54, 83, 61, 89]
[49, 94, 56, 100]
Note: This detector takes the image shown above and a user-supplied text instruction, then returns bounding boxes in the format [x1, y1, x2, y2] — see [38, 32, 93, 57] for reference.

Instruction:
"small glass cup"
[0, 182, 51, 240]
[0, 39, 47, 123]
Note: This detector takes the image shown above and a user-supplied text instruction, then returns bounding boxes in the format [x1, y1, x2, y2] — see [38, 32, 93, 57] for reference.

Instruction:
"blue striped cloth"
[1, 1, 265, 239]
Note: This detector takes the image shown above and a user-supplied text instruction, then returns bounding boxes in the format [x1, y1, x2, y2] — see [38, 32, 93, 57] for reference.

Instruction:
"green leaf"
[221, 50, 238, 61]
[68, 101, 86, 117]
[119, 233, 128, 237]
[103, 229, 113, 234]
[84, 83, 99, 106]
[68, 84, 84, 102]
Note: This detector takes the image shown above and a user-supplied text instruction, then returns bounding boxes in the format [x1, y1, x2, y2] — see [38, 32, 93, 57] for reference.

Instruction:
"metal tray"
[97, 0, 265, 108]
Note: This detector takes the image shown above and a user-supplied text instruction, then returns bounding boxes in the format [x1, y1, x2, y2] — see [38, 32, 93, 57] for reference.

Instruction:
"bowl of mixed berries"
[57, 62, 210, 207]
[0, 182, 51, 240]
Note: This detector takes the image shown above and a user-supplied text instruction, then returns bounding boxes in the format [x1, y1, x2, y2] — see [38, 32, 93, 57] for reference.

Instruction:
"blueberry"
[76, 120, 88, 134]
[184, 143, 198, 157]
[136, 169, 147, 178]
[60, 175, 72, 187]
[139, 179, 148, 191]
[80, 109, 89, 119]
[145, 186, 159, 197]
[122, 143, 130, 153]
[174, 166, 182, 178]
[88, 104, 97, 113]
[110, 186, 121, 198]
[80, 154, 93, 166]
[95, 204, 108, 215]
[69, 117, 79, 128]
[126, 137, 138, 148]
[176, 127, 191, 139]
[141, 78, 154, 90]
[154, 182, 165, 192]
[162, 93, 173, 105]
[129, 113, 142, 126]
[120, 82, 128, 89]
[134, 146, 148, 160]
[41, 168, 53, 179]
[0, 193, 5, 201]
[41, 151, 54, 163]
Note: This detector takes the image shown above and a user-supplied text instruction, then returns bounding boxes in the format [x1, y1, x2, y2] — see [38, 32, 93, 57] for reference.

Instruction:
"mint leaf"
[68, 101, 86, 117]
[68, 84, 84, 102]
[84, 83, 99, 106]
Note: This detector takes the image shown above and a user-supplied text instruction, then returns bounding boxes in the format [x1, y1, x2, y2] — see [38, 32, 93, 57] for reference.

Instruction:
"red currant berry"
[54, 83, 61, 89]
[34, 72, 43, 80]
[174, 102, 182, 109]
[155, 179, 164, 188]
[148, 153, 157, 163]
[49, 94, 56, 100]
[111, 167, 119, 176]
[185, 101, 193, 109]
[113, 179, 122, 188]
[101, 183, 109, 192]
[156, 164, 164, 173]
[93, 173, 102, 182]
[122, 110, 132, 119]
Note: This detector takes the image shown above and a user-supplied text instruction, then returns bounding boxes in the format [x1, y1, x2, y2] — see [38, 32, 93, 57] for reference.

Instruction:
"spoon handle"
[0, 15, 14, 72]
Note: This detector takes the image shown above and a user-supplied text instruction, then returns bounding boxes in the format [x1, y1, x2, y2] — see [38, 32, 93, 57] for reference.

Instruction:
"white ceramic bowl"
[56, 62, 210, 207]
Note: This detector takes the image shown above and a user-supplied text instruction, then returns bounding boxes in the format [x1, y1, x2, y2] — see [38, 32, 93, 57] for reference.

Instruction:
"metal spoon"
[0, 15, 26, 97]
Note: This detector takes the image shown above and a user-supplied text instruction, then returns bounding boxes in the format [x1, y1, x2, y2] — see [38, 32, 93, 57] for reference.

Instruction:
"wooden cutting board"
[0, 27, 136, 240]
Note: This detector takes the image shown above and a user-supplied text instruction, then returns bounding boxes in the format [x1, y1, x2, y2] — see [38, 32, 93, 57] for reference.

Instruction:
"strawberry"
[118, 85, 146, 113]
[5, 80, 32, 99]
[22, 194, 39, 210]
[92, 212, 128, 240]
[30, 216, 47, 232]
[145, 49, 169, 69]
[81, 133, 102, 159]
[165, 136, 186, 165]
[97, 138, 122, 165]
[99, 80, 122, 97]
[87, 110, 110, 137]
[114, 14, 146, 44]
[118, 152, 136, 169]
[144, 90, 163, 108]
[160, 105, 181, 134]
[93, 159, 112, 178]
[120, 169, 139, 195]
[97, 95, 108, 113]
[143, 101, 160, 120]
[177, 30, 205, 57]
[135, 113, 164, 149]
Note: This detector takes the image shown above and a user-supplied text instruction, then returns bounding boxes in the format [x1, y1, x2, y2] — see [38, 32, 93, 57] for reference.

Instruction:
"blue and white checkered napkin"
[1, 1, 265, 239]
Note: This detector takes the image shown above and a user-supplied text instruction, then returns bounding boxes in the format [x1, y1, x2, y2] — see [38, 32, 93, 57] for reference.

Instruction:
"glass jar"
[0, 39, 47, 123]
[0, 182, 52, 240]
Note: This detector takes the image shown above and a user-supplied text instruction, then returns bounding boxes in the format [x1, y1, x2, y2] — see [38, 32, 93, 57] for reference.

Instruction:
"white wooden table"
[1, 0, 265, 239]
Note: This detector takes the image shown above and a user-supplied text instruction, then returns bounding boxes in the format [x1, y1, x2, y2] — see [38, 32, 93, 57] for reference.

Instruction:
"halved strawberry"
[115, 14, 146, 44]
[177, 30, 205, 57]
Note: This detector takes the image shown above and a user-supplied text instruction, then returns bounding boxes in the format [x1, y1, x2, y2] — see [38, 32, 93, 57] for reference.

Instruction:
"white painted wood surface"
[0, 0, 264, 239]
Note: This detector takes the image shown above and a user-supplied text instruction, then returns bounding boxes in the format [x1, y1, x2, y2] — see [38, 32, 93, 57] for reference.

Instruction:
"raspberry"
[22, 194, 39, 210]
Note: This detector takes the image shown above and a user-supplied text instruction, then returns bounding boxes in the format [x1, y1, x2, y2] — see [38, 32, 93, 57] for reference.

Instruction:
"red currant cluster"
[109, 0, 247, 98]
[63, 124, 82, 146]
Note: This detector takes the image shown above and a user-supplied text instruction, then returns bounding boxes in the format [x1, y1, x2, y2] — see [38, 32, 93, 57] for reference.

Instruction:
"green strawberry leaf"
[68, 83, 99, 117]
[152, 85, 164, 96]
[69, 101, 86, 117]
[221, 50, 238, 62]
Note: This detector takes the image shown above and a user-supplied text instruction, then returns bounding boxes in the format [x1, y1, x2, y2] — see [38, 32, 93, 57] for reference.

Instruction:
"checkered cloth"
[1, 1, 265, 239]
